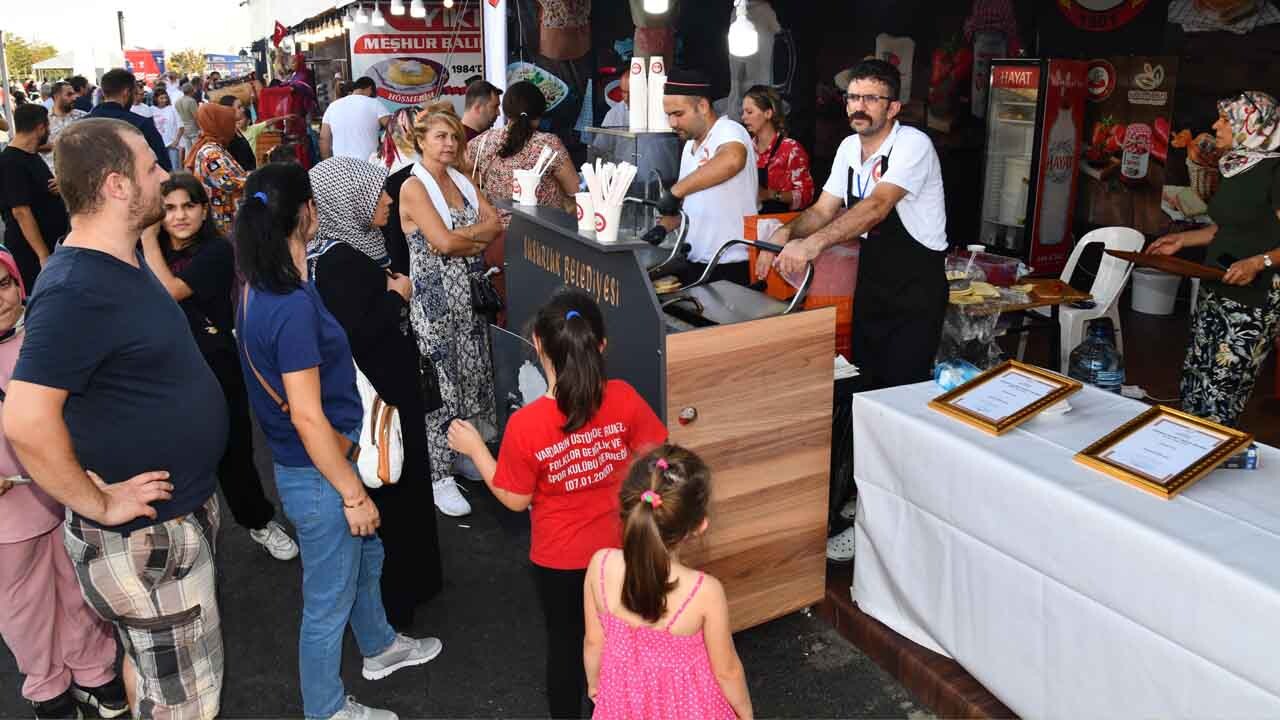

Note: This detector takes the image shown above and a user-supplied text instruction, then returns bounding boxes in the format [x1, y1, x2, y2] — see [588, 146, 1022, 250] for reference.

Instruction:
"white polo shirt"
[678, 115, 759, 264]
[322, 94, 392, 160]
[821, 121, 947, 251]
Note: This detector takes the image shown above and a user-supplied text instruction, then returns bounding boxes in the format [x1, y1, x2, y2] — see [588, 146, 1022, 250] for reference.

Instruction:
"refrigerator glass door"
[980, 63, 1042, 255]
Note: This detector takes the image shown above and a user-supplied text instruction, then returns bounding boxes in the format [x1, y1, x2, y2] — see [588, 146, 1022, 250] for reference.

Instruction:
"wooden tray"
[1107, 250, 1225, 280]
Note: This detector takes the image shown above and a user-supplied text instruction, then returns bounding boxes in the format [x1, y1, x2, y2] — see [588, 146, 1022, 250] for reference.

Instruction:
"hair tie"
[655, 458, 669, 471]
[640, 490, 663, 508]
[520, 111, 528, 118]
[565, 310, 581, 321]
[253, 191, 269, 205]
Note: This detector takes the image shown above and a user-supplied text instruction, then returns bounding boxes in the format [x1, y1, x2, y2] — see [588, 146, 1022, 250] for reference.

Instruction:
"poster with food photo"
[1077, 56, 1179, 234]
[349, 0, 484, 114]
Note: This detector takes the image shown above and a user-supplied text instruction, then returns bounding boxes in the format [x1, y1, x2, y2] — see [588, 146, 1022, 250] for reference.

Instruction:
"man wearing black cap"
[766, 58, 948, 392]
[657, 69, 759, 286]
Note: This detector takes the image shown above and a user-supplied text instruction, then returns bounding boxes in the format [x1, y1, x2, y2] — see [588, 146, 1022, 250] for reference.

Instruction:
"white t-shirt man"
[821, 120, 947, 251]
[678, 115, 759, 263]
[130, 103, 155, 119]
[322, 94, 391, 160]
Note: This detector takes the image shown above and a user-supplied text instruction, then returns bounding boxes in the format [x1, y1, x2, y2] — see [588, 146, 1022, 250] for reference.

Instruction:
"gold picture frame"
[1074, 405, 1253, 500]
[928, 360, 1082, 436]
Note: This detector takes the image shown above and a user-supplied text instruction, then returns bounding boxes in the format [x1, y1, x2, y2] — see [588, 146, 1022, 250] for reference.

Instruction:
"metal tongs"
[624, 197, 688, 275]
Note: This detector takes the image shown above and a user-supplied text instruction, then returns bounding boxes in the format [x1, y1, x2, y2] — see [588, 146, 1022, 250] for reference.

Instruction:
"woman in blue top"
[233, 162, 442, 720]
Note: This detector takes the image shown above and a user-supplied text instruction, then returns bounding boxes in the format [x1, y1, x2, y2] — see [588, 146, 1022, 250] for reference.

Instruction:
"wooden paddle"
[1106, 250, 1226, 280]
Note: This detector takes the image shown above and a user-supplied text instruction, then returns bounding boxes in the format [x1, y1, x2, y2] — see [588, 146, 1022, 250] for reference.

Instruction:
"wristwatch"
[772, 190, 782, 202]
[1263, 253, 1274, 269]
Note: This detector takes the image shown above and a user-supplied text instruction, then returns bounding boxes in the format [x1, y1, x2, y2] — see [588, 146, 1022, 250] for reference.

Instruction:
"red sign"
[1056, 0, 1149, 32]
[992, 66, 1041, 91]
[124, 50, 164, 83]
[1086, 59, 1116, 103]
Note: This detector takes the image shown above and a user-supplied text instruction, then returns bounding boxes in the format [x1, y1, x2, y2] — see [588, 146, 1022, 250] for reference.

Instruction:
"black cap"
[664, 69, 713, 98]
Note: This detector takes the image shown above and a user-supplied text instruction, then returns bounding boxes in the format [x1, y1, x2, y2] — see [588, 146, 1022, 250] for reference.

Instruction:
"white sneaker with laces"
[432, 476, 471, 517]
[249, 520, 299, 561]
[826, 525, 857, 563]
[362, 634, 444, 680]
[326, 696, 397, 720]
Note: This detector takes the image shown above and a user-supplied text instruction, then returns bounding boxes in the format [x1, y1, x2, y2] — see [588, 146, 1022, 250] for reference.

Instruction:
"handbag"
[470, 269, 504, 317]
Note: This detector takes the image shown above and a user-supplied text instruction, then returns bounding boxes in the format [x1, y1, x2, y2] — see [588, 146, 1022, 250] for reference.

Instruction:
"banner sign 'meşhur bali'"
[350, 1, 485, 114]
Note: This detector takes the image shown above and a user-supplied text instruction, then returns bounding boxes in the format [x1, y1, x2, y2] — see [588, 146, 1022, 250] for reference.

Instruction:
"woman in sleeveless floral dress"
[399, 103, 502, 517]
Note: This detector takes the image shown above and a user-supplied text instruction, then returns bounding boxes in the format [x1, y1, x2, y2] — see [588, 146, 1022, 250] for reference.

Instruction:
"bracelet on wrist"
[343, 495, 367, 510]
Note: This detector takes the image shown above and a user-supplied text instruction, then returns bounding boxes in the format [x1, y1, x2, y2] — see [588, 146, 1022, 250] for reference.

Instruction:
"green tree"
[4, 35, 59, 79]
[167, 49, 206, 79]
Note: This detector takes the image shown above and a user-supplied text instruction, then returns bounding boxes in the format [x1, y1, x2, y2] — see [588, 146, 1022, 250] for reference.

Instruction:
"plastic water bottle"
[1068, 318, 1125, 393]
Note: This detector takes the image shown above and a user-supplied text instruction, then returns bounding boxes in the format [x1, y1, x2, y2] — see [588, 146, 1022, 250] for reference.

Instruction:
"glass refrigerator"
[977, 58, 1088, 276]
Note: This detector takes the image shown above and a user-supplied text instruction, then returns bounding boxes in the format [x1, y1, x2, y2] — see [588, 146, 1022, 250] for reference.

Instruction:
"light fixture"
[342, 8, 355, 28]
[727, 0, 758, 58]
[371, 5, 385, 25]
[390, 0, 406, 15]
[643, 0, 669, 13]
[354, 3, 369, 23]
[443, 0, 454, 7]
[410, 0, 426, 18]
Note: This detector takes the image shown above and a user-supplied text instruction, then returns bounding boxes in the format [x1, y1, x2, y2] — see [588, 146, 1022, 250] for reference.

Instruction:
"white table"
[851, 382, 1280, 718]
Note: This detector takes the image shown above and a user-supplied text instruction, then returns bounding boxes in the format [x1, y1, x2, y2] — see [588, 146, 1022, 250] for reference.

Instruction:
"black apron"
[847, 152, 948, 390]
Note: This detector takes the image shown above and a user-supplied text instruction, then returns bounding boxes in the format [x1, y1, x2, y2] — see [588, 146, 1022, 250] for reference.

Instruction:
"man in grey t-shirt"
[174, 83, 200, 165]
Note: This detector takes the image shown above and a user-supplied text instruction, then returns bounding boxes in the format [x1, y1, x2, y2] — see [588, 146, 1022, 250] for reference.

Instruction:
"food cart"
[500, 201, 835, 632]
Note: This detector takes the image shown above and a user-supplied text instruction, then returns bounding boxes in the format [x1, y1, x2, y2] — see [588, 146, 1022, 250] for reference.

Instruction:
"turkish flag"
[272, 21, 288, 47]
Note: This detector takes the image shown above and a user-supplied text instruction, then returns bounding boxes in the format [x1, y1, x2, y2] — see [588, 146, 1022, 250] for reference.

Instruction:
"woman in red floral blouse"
[741, 85, 815, 215]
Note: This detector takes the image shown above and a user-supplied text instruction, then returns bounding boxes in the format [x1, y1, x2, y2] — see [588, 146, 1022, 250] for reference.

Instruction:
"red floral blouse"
[757, 136, 815, 211]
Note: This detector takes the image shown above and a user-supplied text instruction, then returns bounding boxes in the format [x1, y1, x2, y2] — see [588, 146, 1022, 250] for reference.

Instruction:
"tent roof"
[32, 53, 74, 70]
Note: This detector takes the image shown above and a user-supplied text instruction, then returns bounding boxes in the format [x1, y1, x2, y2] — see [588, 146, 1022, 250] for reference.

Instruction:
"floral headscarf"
[308, 157, 391, 266]
[1217, 91, 1280, 178]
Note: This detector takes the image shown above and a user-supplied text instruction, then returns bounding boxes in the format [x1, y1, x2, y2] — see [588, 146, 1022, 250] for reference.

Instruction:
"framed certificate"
[1074, 405, 1254, 499]
[928, 360, 1082, 435]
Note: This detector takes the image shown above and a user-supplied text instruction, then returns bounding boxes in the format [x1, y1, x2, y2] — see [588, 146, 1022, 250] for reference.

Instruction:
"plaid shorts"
[63, 495, 223, 720]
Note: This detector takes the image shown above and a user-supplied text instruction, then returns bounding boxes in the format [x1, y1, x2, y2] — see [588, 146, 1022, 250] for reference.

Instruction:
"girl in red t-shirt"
[448, 289, 667, 718]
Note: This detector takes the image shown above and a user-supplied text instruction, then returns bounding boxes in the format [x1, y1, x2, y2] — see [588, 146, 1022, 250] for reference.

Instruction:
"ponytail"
[233, 162, 314, 294]
[619, 446, 714, 624]
[532, 290, 606, 433]
[497, 81, 547, 159]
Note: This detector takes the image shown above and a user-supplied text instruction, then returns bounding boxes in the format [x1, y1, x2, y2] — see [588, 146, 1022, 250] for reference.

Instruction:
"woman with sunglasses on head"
[1147, 90, 1280, 428]
[140, 172, 300, 562]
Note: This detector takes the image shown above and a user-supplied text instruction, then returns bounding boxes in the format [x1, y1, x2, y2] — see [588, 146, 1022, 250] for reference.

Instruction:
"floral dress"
[192, 144, 247, 238]
[467, 127, 569, 228]
[407, 200, 497, 483]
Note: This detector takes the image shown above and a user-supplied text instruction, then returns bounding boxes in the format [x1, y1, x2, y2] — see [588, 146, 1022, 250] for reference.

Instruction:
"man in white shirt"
[657, 69, 758, 286]
[320, 76, 391, 160]
[771, 59, 948, 391]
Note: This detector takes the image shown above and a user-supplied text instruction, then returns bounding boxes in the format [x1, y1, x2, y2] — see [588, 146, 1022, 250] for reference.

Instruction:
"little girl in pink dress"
[584, 446, 753, 720]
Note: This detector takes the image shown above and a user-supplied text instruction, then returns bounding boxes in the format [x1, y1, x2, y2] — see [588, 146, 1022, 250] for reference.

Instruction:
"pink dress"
[593, 550, 736, 720]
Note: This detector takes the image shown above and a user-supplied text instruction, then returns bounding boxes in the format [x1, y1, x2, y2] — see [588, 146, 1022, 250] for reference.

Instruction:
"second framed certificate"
[928, 360, 1082, 435]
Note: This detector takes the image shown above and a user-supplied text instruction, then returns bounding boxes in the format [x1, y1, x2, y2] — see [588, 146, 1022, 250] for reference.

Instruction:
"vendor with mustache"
[762, 59, 948, 390]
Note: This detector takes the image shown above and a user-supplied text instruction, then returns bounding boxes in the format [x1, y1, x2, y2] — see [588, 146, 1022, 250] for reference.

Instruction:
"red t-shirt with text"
[494, 380, 667, 570]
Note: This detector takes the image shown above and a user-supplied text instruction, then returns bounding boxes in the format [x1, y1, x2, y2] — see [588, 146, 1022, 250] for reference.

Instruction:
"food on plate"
[969, 281, 1001, 298]
[949, 292, 984, 305]
[387, 59, 437, 87]
[1163, 185, 1209, 217]
[507, 62, 569, 110]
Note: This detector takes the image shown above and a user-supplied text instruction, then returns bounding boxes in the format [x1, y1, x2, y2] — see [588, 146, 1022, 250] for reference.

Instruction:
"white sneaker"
[432, 476, 471, 517]
[326, 696, 397, 720]
[362, 634, 444, 680]
[249, 520, 299, 561]
[826, 525, 857, 563]
[838, 496, 858, 522]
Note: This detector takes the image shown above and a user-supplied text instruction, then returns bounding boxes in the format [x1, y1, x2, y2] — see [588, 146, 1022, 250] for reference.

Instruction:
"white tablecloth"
[851, 382, 1280, 718]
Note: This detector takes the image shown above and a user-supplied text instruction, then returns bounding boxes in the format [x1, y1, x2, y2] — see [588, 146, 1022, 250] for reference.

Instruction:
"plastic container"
[952, 250, 1020, 286]
[1068, 318, 1125, 394]
[1131, 267, 1179, 315]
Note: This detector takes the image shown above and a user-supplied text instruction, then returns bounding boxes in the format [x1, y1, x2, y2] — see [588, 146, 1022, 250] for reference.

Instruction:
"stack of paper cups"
[575, 192, 595, 233]
[647, 57, 670, 132]
[628, 56, 648, 133]
[595, 203, 623, 244]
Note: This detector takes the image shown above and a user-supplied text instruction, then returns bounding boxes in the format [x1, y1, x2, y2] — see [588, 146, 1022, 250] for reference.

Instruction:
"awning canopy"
[32, 53, 74, 71]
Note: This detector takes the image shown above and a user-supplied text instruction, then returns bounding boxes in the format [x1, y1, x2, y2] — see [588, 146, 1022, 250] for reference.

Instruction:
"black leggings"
[531, 564, 587, 719]
[205, 347, 276, 531]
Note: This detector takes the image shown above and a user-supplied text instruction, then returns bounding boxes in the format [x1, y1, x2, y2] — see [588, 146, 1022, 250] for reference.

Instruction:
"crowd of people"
[0, 61, 760, 720]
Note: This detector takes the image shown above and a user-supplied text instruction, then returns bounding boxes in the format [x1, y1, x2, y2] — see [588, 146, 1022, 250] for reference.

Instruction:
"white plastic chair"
[1016, 226, 1145, 373]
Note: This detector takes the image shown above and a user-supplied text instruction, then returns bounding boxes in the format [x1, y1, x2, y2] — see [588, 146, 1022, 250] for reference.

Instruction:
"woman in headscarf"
[0, 247, 126, 719]
[1148, 90, 1280, 427]
[377, 107, 424, 276]
[187, 102, 248, 237]
[307, 156, 444, 629]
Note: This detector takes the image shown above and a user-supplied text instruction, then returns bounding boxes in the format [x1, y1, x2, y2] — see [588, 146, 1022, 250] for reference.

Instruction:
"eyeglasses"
[845, 93, 894, 105]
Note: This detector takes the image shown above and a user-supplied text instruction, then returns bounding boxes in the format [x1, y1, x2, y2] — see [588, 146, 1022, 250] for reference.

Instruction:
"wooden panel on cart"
[665, 307, 835, 632]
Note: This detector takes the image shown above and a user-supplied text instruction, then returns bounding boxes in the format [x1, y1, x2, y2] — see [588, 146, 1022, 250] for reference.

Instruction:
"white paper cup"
[594, 203, 623, 244]
[575, 192, 595, 232]
[513, 170, 540, 205]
